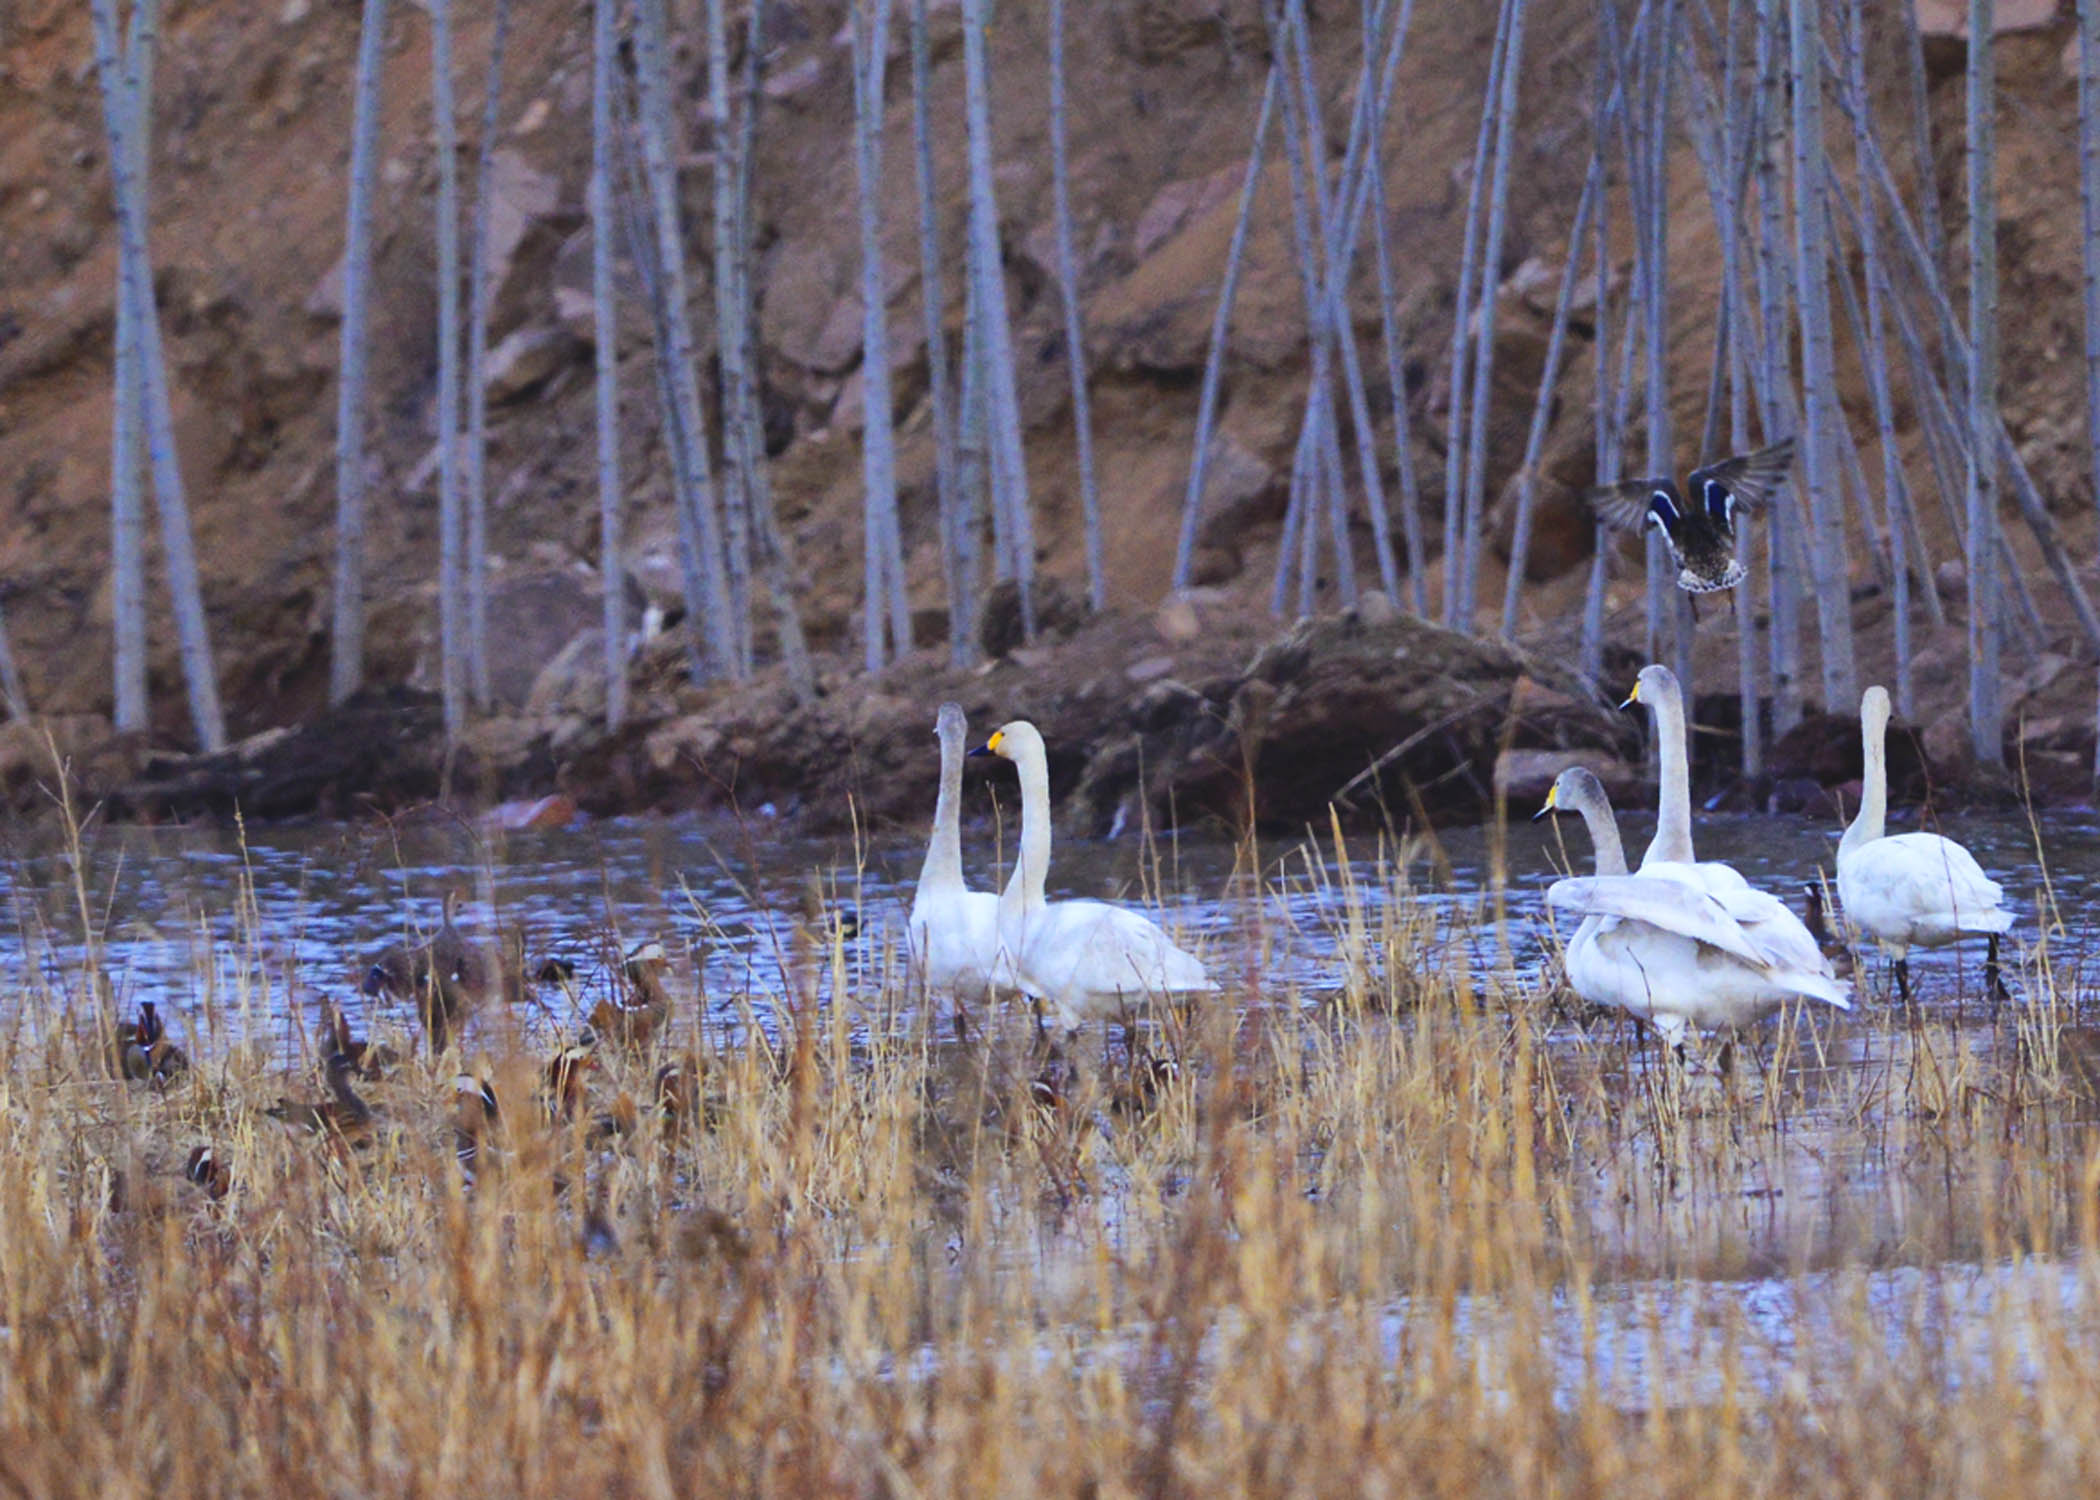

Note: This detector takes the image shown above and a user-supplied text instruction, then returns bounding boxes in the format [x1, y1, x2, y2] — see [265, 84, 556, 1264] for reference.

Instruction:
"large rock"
[1153, 614, 1635, 832]
[483, 572, 606, 709]
[525, 628, 612, 718]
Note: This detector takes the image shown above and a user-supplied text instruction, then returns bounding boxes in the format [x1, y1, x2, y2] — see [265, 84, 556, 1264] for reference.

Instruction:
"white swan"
[1621, 663, 1749, 894]
[1537, 766, 1849, 1044]
[976, 720, 1214, 1033]
[1621, 663, 1852, 987]
[1837, 684, 2013, 1001]
[907, 702, 1011, 1003]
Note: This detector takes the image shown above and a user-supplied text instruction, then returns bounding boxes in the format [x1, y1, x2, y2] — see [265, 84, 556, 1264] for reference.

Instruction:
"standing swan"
[907, 703, 1010, 1004]
[1618, 664, 1850, 1002]
[1622, 664, 1748, 892]
[1837, 685, 2013, 1002]
[974, 720, 1213, 1034]
[1537, 767, 1849, 1044]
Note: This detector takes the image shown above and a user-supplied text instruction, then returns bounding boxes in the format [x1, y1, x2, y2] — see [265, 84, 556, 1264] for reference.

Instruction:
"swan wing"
[1017, 899, 1213, 1000]
[1546, 876, 1766, 966]
[1856, 833, 2014, 932]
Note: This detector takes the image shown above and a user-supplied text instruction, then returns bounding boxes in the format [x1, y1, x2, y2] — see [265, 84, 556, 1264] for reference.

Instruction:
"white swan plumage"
[1621, 663, 1851, 1005]
[1836, 684, 2013, 1000]
[907, 702, 1013, 1002]
[1539, 765, 1849, 1043]
[978, 720, 1213, 1033]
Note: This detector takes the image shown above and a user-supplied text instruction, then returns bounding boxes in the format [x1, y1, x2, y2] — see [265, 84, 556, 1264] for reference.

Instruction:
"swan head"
[1860, 684, 1891, 735]
[935, 701, 967, 742]
[1532, 766, 1608, 823]
[970, 720, 1044, 764]
[1528, 764, 1604, 823]
[1619, 663, 1680, 713]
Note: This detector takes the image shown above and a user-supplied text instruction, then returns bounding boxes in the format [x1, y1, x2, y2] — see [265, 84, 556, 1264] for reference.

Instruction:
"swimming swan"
[1836, 685, 2013, 1001]
[1537, 766, 1849, 1043]
[975, 720, 1213, 1033]
[907, 702, 1012, 1003]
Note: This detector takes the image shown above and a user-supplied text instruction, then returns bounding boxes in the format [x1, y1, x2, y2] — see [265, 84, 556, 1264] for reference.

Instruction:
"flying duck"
[1586, 437, 1795, 594]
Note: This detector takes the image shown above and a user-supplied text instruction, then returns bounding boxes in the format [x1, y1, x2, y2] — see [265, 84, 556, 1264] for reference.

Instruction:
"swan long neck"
[1570, 786, 1629, 877]
[1844, 706, 1890, 853]
[1000, 737, 1053, 922]
[1644, 681, 1697, 867]
[919, 725, 966, 892]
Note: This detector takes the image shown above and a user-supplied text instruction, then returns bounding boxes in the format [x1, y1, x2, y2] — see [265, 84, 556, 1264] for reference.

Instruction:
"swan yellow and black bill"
[1619, 678, 1642, 711]
[967, 730, 1004, 758]
[1532, 782, 1561, 822]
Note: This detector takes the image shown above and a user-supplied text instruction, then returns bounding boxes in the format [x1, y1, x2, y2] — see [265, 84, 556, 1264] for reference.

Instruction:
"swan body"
[979, 720, 1213, 1032]
[1541, 670, 1851, 1040]
[906, 703, 1015, 1002]
[1836, 686, 2012, 997]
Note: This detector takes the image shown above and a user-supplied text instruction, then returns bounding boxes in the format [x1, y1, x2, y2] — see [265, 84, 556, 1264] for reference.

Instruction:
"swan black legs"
[1985, 933, 2009, 1015]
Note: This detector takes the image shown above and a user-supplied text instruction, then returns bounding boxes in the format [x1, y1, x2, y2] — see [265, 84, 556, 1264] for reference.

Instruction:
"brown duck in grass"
[587, 939, 675, 1051]
[267, 1051, 376, 1147]
[362, 890, 528, 1052]
[323, 999, 401, 1079]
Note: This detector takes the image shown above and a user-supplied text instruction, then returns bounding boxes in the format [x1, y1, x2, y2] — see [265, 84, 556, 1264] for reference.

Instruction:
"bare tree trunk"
[2081, 0, 2100, 783]
[1632, 2, 1680, 682]
[1966, 0, 2003, 765]
[1579, 11, 1620, 688]
[960, 0, 1035, 638]
[1831, 4, 1923, 724]
[331, 0, 388, 709]
[910, 0, 972, 665]
[1788, 0, 1854, 713]
[1458, 0, 1528, 630]
[1899, 0, 1949, 289]
[90, 0, 224, 751]
[591, 0, 626, 731]
[1287, 0, 1417, 614]
[462, 0, 511, 710]
[1501, 167, 1601, 637]
[110, 0, 156, 734]
[1752, 0, 1800, 733]
[1843, 95, 2100, 657]
[1175, 68, 1278, 596]
[956, 269, 992, 638]
[1047, 0, 1104, 613]
[1366, 30, 1430, 616]
[716, 0, 811, 697]
[605, 69, 709, 684]
[1439, 0, 1512, 627]
[850, 0, 909, 669]
[1266, 0, 1352, 614]
[633, 0, 739, 678]
[431, 0, 466, 741]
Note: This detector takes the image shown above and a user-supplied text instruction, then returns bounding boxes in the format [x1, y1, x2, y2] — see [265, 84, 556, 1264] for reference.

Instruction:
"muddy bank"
[9, 596, 2057, 838]
[5, 602, 1653, 835]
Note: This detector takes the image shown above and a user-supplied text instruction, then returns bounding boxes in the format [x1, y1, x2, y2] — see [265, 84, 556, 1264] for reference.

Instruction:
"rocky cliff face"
[1, 1, 2095, 820]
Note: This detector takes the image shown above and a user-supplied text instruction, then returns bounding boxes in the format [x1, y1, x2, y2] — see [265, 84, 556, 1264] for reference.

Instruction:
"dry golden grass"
[5, 821, 2100, 1498]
